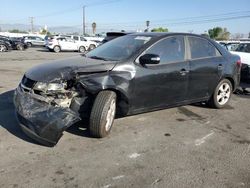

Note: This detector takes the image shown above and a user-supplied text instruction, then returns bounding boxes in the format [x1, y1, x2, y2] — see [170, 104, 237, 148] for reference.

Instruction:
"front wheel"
[79, 46, 86, 53]
[208, 79, 232, 108]
[89, 91, 117, 138]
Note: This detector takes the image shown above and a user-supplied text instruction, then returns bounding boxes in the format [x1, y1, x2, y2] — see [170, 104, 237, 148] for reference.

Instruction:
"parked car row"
[0, 34, 104, 53]
[218, 41, 250, 88]
[0, 35, 28, 52]
[45, 35, 99, 53]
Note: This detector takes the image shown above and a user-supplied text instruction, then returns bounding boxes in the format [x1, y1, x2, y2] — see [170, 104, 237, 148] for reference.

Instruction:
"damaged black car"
[14, 33, 241, 146]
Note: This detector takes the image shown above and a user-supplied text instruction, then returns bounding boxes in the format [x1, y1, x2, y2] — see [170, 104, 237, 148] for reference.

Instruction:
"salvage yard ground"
[0, 48, 250, 188]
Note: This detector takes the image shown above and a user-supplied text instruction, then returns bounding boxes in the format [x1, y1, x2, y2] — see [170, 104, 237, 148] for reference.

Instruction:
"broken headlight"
[34, 82, 66, 92]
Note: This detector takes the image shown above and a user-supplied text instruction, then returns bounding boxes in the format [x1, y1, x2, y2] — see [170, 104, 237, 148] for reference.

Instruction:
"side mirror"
[139, 54, 160, 65]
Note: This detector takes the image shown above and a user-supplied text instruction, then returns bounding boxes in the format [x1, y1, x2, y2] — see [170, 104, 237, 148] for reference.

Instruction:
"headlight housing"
[34, 82, 66, 92]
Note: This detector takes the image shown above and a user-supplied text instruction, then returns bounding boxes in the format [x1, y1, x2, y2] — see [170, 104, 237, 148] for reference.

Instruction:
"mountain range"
[0, 23, 82, 34]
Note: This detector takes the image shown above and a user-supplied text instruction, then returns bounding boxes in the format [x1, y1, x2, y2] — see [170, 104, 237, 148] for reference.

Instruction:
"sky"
[0, 0, 250, 35]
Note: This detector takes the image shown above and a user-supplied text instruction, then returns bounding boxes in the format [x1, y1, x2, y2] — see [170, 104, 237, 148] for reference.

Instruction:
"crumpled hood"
[25, 56, 117, 82]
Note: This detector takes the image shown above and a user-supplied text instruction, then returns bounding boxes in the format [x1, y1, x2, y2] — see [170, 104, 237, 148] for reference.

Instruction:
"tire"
[79, 46, 86, 53]
[16, 44, 24, 51]
[89, 91, 117, 138]
[89, 44, 96, 51]
[0, 44, 7, 52]
[27, 42, 32, 47]
[208, 79, 232, 108]
[53, 46, 61, 53]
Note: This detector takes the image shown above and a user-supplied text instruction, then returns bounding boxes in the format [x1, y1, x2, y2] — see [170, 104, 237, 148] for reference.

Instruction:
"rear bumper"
[13, 85, 80, 146]
[241, 63, 250, 84]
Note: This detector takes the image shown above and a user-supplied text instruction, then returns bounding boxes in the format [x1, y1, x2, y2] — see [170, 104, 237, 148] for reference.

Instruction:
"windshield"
[235, 43, 250, 53]
[86, 35, 152, 61]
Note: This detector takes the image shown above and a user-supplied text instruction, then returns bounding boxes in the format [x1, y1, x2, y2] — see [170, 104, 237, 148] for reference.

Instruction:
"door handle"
[218, 64, 223, 70]
[179, 69, 189, 75]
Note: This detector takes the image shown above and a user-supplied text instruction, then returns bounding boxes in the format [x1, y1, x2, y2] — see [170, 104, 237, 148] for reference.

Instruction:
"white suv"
[47, 36, 97, 53]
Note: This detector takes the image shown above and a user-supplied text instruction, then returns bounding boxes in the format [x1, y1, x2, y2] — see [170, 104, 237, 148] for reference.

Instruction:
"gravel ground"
[0, 48, 249, 188]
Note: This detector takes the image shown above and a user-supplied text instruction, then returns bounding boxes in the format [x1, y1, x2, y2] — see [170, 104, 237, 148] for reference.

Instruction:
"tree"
[92, 22, 96, 35]
[40, 29, 51, 36]
[151, 27, 168, 32]
[208, 27, 230, 40]
[248, 32, 250, 38]
[8, 29, 28, 33]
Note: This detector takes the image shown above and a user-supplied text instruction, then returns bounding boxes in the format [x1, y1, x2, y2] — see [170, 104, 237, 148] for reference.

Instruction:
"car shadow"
[0, 90, 44, 146]
[234, 88, 250, 99]
[66, 121, 93, 138]
[36, 49, 50, 52]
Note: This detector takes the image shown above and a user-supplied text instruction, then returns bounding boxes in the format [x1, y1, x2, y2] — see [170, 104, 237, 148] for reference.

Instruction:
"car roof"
[129, 32, 208, 39]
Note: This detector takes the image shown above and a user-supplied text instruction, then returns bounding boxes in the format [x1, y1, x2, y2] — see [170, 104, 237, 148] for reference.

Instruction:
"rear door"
[132, 35, 189, 111]
[187, 36, 224, 99]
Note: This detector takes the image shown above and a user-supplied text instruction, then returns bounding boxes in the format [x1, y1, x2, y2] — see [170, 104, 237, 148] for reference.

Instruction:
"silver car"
[23, 36, 45, 47]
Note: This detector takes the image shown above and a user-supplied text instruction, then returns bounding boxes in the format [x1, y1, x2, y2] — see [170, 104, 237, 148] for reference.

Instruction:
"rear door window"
[145, 36, 185, 64]
[188, 37, 220, 59]
[73, 36, 79, 41]
[80, 37, 86, 41]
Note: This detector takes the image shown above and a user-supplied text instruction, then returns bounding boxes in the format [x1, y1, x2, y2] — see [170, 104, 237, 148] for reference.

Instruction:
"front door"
[131, 35, 189, 111]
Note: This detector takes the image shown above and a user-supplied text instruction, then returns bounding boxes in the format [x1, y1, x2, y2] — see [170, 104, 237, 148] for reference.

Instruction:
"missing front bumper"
[13, 86, 80, 146]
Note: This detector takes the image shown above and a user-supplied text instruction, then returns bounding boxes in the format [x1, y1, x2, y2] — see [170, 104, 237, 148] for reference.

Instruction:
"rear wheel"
[0, 44, 7, 52]
[89, 91, 117, 138]
[53, 45, 61, 53]
[89, 44, 96, 51]
[16, 44, 24, 51]
[79, 46, 86, 53]
[208, 79, 232, 108]
[27, 42, 32, 47]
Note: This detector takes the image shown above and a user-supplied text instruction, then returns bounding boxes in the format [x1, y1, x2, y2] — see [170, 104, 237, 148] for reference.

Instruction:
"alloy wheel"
[105, 99, 116, 131]
[217, 83, 231, 105]
[0, 44, 7, 52]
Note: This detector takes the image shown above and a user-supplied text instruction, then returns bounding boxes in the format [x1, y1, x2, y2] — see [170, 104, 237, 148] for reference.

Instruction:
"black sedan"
[14, 33, 241, 146]
[0, 36, 28, 51]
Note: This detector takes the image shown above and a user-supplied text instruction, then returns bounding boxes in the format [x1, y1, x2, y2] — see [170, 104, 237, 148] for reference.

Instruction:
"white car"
[230, 43, 250, 86]
[47, 36, 97, 53]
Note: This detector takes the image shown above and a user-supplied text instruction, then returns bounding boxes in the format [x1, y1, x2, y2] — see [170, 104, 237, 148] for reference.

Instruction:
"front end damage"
[13, 57, 132, 146]
[13, 76, 84, 146]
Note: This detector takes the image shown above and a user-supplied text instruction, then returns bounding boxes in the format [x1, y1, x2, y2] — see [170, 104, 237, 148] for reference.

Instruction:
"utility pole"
[146, 20, 150, 32]
[29, 17, 34, 33]
[82, 6, 86, 36]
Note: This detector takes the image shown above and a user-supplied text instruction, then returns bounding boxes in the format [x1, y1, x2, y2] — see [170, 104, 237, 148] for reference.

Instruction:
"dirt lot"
[0, 48, 250, 188]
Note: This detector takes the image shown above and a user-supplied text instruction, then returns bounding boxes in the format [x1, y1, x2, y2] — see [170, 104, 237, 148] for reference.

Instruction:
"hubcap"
[105, 99, 116, 131]
[54, 46, 60, 52]
[80, 47, 85, 52]
[217, 83, 230, 105]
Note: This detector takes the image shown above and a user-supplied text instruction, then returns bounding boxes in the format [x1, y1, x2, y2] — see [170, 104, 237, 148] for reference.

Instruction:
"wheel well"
[100, 89, 129, 116]
[224, 77, 235, 90]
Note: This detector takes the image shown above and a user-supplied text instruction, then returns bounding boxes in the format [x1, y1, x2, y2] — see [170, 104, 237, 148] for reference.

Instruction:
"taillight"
[236, 59, 242, 68]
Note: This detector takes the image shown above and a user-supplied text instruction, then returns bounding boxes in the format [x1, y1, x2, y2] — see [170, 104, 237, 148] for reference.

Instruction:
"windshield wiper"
[88, 56, 115, 61]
